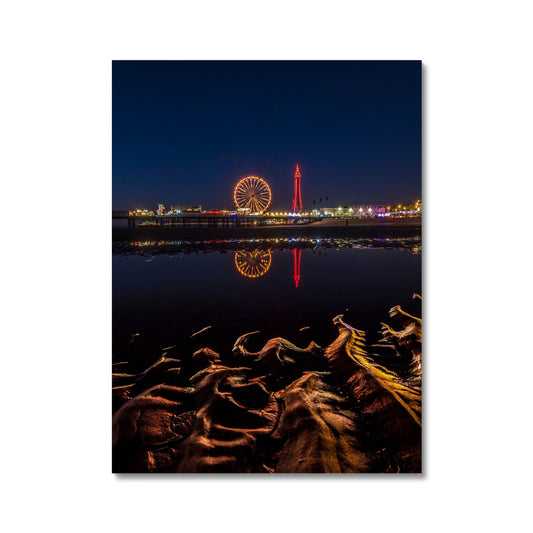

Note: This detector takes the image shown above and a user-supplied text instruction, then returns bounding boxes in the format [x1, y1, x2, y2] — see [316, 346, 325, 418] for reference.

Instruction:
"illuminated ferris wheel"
[234, 250, 272, 278]
[233, 176, 272, 213]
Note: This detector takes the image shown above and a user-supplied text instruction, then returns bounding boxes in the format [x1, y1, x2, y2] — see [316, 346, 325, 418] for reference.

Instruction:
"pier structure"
[112, 212, 319, 229]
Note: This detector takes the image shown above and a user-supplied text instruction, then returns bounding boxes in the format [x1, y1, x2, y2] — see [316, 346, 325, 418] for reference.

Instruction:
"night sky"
[112, 61, 421, 211]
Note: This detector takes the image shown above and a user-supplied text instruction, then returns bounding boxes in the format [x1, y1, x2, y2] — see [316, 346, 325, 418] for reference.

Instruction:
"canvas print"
[112, 60, 422, 473]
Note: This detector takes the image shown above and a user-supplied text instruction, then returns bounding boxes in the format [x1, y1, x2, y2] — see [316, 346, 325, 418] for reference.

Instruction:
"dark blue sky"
[112, 60, 421, 211]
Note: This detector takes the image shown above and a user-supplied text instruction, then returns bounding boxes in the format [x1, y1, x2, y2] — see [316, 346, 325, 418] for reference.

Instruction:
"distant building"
[169, 205, 202, 214]
[390, 200, 421, 216]
[157, 203, 166, 215]
[129, 209, 154, 216]
[320, 206, 345, 216]
[353, 205, 387, 217]
[319, 205, 387, 217]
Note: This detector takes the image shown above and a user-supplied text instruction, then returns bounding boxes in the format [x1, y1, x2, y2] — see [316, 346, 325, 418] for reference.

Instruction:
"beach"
[113, 216, 421, 242]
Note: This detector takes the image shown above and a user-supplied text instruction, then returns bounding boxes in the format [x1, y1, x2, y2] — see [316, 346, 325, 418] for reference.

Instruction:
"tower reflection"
[234, 249, 272, 278]
[292, 248, 301, 288]
[234, 247, 303, 286]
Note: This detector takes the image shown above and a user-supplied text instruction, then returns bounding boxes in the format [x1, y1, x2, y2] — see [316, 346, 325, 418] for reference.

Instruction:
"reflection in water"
[122, 235, 421, 255]
[120, 236, 421, 287]
[233, 248, 302, 287]
[113, 240, 422, 364]
[234, 250, 272, 278]
[292, 248, 301, 288]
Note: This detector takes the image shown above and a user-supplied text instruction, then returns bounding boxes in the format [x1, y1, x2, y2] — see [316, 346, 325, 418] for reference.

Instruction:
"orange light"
[234, 176, 272, 213]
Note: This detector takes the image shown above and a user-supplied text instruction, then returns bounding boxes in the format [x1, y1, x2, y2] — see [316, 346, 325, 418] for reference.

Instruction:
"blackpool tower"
[292, 164, 303, 212]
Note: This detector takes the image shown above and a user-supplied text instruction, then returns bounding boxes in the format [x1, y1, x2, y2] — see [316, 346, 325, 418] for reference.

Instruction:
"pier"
[112, 212, 320, 229]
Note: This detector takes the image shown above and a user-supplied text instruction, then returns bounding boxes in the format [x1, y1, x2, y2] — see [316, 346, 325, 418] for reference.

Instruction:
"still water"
[113, 241, 421, 365]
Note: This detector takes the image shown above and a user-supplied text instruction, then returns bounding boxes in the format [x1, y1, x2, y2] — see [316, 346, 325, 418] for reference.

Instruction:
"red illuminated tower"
[292, 164, 303, 212]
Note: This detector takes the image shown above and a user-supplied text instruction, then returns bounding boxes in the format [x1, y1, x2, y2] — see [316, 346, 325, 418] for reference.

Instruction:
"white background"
[1, 1, 532, 531]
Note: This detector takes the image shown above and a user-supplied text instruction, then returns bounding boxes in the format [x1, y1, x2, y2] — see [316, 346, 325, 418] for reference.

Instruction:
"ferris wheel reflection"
[234, 248, 302, 287]
[234, 249, 272, 278]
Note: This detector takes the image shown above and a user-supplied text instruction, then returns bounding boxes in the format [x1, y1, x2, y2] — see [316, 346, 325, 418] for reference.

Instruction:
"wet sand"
[112, 216, 422, 473]
[112, 305, 422, 473]
[113, 217, 421, 242]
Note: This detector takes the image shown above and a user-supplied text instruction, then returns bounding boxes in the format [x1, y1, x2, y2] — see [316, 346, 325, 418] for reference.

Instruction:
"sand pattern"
[113, 303, 422, 473]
